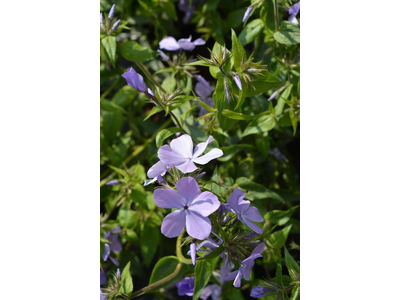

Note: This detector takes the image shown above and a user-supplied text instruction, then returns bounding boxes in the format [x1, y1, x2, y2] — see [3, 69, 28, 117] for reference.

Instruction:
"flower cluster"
[100, 4, 121, 34]
[145, 134, 266, 291]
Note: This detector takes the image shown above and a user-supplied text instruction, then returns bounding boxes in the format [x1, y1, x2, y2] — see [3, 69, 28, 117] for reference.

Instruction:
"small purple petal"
[193, 38, 206, 46]
[158, 144, 188, 168]
[159, 36, 181, 51]
[243, 217, 263, 234]
[250, 285, 270, 298]
[106, 179, 120, 186]
[154, 188, 185, 209]
[161, 209, 186, 238]
[192, 149, 223, 165]
[102, 243, 110, 261]
[116, 268, 121, 279]
[225, 88, 231, 103]
[193, 136, 214, 158]
[234, 75, 242, 90]
[243, 7, 253, 22]
[195, 172, 206, 180]
[176, 177, 202, 205]
[108, 4, 115, 19]
[243, 206, 264, 222]
[190, 242, 197, 265]
[100, 13, 103, 23]
[268, 90, 278, 101]
[288, 15, 299, 24]
[157, 49, 169, 61]
[111, 19, 120, 31]
[100, 289, 107, 300]
[122, 67, 147, 93]
[185, 210, 212, 240]
[176, 276, 195, 296]
[100, 269, 107, 285]
[190, 192, 220, 217]
[288, 2, 300, 16]
[170, 134, 194, 159]
[147, 161, 167, 179]
[109, 256, 119, 266]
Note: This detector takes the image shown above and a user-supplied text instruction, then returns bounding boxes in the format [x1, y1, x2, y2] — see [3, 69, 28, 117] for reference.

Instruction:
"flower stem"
[176, 230, 193, 264]
[274, 0, 279, 31]
[129, 263, 182, 298]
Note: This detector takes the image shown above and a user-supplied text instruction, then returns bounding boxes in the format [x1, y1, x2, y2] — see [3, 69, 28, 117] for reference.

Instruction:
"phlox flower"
[250, 285, 271, 298]
[242, 7, 253, 23]
[122, 67, 153, 96]
[158, 134, 223, 174]
[177, 276, 195, 296]
[159, 35, 206, 51]
[154, 177, 220, 239]
[288, 1, 300, 24]
[228, 188, 264, 234]
[102, 226, 122, 266]
[224, 243, 265, 288]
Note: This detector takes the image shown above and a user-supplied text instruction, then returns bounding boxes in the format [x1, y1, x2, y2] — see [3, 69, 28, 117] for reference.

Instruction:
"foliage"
[100, 0, 300, 299]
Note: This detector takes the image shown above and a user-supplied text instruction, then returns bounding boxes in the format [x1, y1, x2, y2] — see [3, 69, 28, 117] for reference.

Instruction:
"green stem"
[176, 230, 193, 264]
[129, 263, 182, 298]
[135, 61, 166, 93]
[274, 0, 279, 31]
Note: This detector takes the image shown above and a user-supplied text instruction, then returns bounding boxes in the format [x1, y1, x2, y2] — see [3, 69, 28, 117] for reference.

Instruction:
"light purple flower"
[228, 189, 264, 234]
[200, 284, 221, 300]
[250, 285, 271, 298]
[143, 160, 167, 186]
[190, 242, 197, 265]
[159, 35, 206, 51]
[100, 269, 107, 285]
[100, 289, 107, 300]
[111, 19, 120, 31]
[122, 67, 147, 93]
[154, 177, 220, 239]
[268, 90, 278, 101]
[288, 2, 300, 16]
[100, 13, 103, 23]
[224, 243, 265, 288]
[157, 49, 169, 61]
[234, 75, 242, 91]
[102, 226, 122, 266]
[288, 15, 299, 24]
[288, 2, 300, 24]
[177, 276, 195, 296]
[106, 179, 120, 186]
[108, 4, 115, 19]
[158, 134, 223, 174]
[194, 75, 213, 117]
[242, 7, 253, 22]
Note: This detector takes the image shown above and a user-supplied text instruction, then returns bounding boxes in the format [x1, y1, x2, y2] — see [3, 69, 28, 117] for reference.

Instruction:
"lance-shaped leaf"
[121, 41, 159, 62]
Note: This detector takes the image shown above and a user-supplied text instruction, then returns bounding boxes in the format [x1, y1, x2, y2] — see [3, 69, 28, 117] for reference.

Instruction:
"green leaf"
[266, 0, 276, 31]
[196, 97, 217, 113]
[239, 19, 264, 46]
[118, 207, 139, 229]
[274, 22, 300, 46]
[218, 144, 255, 162]
[213, 77, 226, 115]
[276, 259, 284, 287]
[108, 165, 129, 178]
[140, 224, 159, 266]
[231, 29, 245, 71]
[269, 225, 292, 249]
[236, 177, 285, 203]
[121, 41, 159, 62]
[155, 127, 182, 148]
[101, 36, 117, 64]
[144, 106, 163, 121]
[265, 206, 299, 226]
[290, 108, 299, 135]
[100, 98, 127, 114]
[193, 260, 213, 300]
[112, 85, 139, 107]
[290, 285, 300, 300]
[149, 256, 190, 291]
[244, 70, 280, 97]
[242, 114, 276, 137]
[222, 109, 255, 120]
[162, 75, 177, 92]
[284, 247, 300, 280]
[275, 84, 293, 116]
[183, 60, 213, 67]
[119, 262, 134, 296]
[102, 112, 121, 145]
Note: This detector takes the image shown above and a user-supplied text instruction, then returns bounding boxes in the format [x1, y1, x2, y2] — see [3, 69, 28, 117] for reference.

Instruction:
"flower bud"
[111, 19, 120, 31]
[234, 75, 242, 91]
[100, 13, 103, 23]
[108, 4, 115, 19]
[242, 7, 253, 22]
[157, 49, 169, 61]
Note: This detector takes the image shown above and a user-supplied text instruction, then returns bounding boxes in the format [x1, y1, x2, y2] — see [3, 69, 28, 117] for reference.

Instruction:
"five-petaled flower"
[159, 35, 206, 51]
[154, 177, 220, 239]
[102, 226, 122, 266]
[228, 188, 264, 234]
[158, 134, 223, 174]
[224, 243, 265, 288]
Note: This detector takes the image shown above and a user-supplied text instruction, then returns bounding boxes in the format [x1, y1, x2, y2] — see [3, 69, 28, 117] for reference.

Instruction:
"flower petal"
[243, 206, 264, 222]
[288, 15, 299, 24]
[190, 191, 220, 217]
[224, 270, 239, 281]
[228, 188, 249, 213]
[158, 144, 187, 167]
[193, 136, 215, 159]
[193, 38, 206, 46]
[233, 269, 243, 287]
[251, 243, 265, 255]
[242, 216, 263, 234]
[176, 177, 201, 205]
[190, 243, 196, 265]
[102, 243, 110, 261]
[161, 209, 186, 238]
[159, 36, 180, 51]
[147, 160, 167, 178]
[154, 188, 185, 208]
[185, 210, 212, 239]
[176, 159, 197, 173]
[170, 134, 194, 159]
[192, 148, 223, 164]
